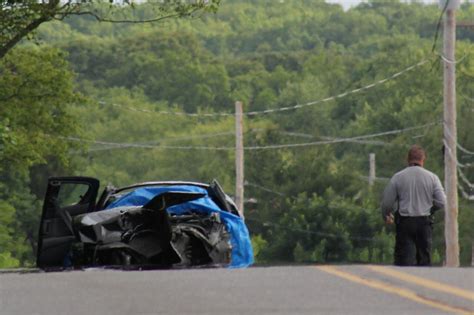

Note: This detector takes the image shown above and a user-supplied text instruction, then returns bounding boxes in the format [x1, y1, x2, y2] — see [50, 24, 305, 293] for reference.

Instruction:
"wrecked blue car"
[36, 177, 253, 269]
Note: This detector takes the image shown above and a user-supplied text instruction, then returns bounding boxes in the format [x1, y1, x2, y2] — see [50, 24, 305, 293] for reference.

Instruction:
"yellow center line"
[316, 265, 473, 315]
[367, 265, 474, 301]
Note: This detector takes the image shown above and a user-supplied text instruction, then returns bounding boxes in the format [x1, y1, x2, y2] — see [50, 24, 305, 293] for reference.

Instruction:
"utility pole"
[235, 101, 244, 218]
[369, 153, 376, 187]
[472, 242, 474, 267]
[440, 0, 460, 267]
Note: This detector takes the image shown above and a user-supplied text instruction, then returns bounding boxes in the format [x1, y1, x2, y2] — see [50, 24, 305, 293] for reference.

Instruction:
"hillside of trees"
[0, 0, 473, 267]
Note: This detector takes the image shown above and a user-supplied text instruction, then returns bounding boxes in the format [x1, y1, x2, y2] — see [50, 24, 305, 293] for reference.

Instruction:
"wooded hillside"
[1, 0, 473, 267]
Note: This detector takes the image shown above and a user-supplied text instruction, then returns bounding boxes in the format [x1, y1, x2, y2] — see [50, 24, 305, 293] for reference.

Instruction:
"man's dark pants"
[394, 214, 433, 266]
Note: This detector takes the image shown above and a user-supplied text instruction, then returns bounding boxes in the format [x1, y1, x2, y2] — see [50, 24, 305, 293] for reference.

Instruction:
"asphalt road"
[0, 265, 472, 315]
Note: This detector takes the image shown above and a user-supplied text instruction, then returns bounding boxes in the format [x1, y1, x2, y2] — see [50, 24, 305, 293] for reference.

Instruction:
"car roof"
[114, 181, 209, 194]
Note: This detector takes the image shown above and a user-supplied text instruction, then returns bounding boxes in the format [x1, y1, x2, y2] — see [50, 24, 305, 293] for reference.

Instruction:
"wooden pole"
[235, 101, 244, 218]
[443, 5, 460, 267]
[369, 153, 375, 187]
[471, 242, 474, 267]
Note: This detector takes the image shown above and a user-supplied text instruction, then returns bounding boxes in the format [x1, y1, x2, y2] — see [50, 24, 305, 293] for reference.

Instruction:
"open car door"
[37, 177, 99, 268]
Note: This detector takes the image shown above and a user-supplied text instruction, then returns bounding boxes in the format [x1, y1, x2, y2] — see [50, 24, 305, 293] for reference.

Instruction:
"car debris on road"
[36, 177, 254, 270]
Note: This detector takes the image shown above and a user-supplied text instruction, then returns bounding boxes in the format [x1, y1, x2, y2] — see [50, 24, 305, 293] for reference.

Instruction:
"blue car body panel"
[106, 185, 254, 268]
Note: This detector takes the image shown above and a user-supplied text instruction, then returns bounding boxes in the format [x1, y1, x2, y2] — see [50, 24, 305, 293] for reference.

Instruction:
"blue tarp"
[106, 185, 254, 268]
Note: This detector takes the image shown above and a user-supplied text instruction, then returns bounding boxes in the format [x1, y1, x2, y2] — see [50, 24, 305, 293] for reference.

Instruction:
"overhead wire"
[243, 60, 429, 116]
[437, 52, 469, 65]
[83, 129, 276, 152]
[319, 136, 390, 146]
[61, 122, 439, 152]
[71, 129, 253, 153]
[99, 101, 234, 117]
[75, 128, 396, 153]
[242, 122, 438, 150]
[459, 185, 474, 201]
[432, 0, 474, 200]
[98, 59, 430, 117]
[83, 131, 237, 152]
[271, 130, 390, 146]
[150, 131, 235, 143]
[443, 139, 474, 201]
[443, 124, 474, 155]
[442, 125, 474, 197]
[431, 0, 450, 53]
[244, 181, 286, 197]
[443, 138, 463, 167]
[458, 166, 474, 189]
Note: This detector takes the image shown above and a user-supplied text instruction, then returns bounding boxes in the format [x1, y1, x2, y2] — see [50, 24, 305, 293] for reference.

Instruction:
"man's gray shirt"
[381, 166, 446, 218]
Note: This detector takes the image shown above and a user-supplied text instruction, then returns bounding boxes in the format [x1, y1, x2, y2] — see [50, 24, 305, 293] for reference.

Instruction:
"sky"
[325, 0, 473, 9]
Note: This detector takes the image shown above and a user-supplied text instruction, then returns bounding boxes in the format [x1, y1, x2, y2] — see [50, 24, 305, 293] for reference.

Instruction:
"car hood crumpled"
[106, 185, 254, 268]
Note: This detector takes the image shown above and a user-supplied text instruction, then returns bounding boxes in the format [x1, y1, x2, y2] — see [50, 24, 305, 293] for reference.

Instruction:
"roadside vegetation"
[0, 0, 473, 267]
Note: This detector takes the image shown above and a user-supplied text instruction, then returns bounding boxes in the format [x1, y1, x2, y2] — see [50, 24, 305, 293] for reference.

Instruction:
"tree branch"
[0, 16, 49, 59]
[0, 0, 60, 59]
[53, 7, 202, 24]
[0, 1, 216, 59]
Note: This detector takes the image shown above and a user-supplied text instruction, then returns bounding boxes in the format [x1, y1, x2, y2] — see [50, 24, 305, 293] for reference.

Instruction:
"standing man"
[381, 145, 446, 266]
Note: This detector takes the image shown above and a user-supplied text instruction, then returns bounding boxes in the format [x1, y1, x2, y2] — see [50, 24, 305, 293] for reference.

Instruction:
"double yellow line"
[317, 265, 474, 315]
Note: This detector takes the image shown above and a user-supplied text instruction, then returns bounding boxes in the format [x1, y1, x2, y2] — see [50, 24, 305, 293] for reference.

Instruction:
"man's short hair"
[408, 145, 426, 163]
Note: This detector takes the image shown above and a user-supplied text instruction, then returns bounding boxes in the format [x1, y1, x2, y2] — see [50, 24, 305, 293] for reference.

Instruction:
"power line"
[431, 0, 450, 53]
[62, 122, 438, 152]
[437, 52, 469, 64]
[155, 131, 235, 143]
[272, 130, 390, 146]
[458, 167, 474, 189]
[443, 139, 474, 201]
[319, 136, 390, 146]
[459, 185, 474, 201]
[243, 122, 438, 150]
[63, 136, 232, 151]
[99, 59, 430, 118]
[74, 129, 263, 153]
[249, 130, 391, 146]
[100, 101, 234, 117]
[444, 124, 474, 155]
[244, 181, 286, 197]
[84, 129, 272, 152]
[76, 128, 396, 153]
[89, 129, 265, 151]
[244, 60, 430, 116]
[74, 129, 261, 153]
[457, 144, 474, 156]
[443, 139, 469, 169]
[83, 131, 237, 152]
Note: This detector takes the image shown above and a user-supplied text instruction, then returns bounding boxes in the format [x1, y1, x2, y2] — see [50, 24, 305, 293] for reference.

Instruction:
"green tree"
[0, 47, 82, 264]
[0, 0, 220, 59]
[3, 0, 472, 267]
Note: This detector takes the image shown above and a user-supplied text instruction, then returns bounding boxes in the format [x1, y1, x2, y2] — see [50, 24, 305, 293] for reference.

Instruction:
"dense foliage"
[0, 0, 220, 58]
[1, 0, 473, 267]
